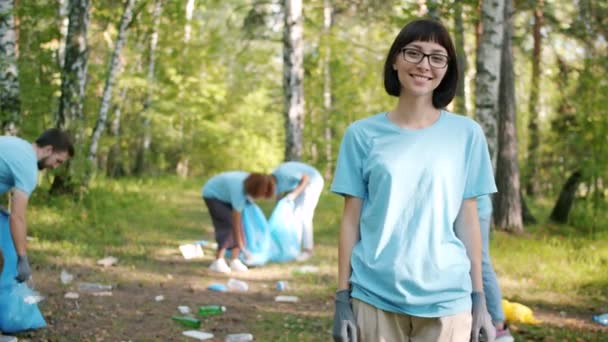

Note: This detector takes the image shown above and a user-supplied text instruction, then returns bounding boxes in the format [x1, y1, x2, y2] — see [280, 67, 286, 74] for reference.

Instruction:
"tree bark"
[475, 0, 504, 168]
[84, 0, 135, 187]
[51, 0, 90, 195]
[134, 0, 162, 175]
[493, 0, 523, 233]
[453, 0, 467, 115]
[525, 0, 543, 196]
[322, 0, 333, 180]
[0, 0, 20, 135]
[549, 171, 582, 223]
[106, 89, 127, 178]
[282, 0, 304, 161]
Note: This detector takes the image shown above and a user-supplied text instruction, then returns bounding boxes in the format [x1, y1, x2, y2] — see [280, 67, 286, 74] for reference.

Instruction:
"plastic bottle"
[171, 316, 201, 328]
[78, 282, 112, 292]
[276, 281, 288, 291]
[225, 333, 254, 341]
[593, 313, 608, 326]
[227, 278, 249, 292]
[198, 305, 226, 317]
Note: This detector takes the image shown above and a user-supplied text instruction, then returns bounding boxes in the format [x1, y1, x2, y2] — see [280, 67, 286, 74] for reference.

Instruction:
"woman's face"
[392, 40, 449, 99]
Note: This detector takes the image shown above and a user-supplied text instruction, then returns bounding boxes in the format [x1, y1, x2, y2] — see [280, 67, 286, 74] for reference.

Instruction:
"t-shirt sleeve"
[229, 181, 246, 212]
[463, 124, 497, 199]
[13, 162, 37, 196]
[331, 125, 367, 198]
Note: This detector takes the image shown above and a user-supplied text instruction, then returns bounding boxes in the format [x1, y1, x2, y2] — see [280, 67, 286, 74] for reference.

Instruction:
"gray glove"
[16, 254, 31, 283]
[332, 289, 357, 342]
[471, 291, 496, 342]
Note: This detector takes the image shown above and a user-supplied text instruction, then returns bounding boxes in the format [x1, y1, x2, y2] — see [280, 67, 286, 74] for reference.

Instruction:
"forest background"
[1, 0, 607, 340]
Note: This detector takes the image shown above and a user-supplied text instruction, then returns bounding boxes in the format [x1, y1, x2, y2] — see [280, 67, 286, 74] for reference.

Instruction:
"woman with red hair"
[202, 172, 275, 273]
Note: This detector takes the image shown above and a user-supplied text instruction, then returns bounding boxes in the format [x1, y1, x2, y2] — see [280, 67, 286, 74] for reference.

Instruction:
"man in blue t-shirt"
[0, 128, 74, 283]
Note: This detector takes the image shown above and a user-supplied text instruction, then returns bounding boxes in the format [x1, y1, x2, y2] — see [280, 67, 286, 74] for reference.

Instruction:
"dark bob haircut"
[383, 19, 458, 109]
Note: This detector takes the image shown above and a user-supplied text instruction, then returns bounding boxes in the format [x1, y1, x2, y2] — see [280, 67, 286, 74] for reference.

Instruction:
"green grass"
[24, 176, 608, 340]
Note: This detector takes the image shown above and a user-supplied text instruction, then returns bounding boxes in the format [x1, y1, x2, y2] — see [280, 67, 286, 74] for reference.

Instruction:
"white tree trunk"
[474, 0, 504, 168]
[85, 0, 136, 187]
[283, 0, 304, 161]
[0, 0, 20, 135]
[322, 0, 333, 179]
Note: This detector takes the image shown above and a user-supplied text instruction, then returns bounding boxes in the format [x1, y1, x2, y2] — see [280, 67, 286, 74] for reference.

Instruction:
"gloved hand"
[471, 291, 496, 342]
[16, 254, 31, 283]
[332, 289, 357, 342]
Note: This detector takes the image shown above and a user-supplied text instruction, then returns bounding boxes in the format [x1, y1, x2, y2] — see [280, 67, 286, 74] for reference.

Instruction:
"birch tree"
[494, 0, 523, 232]
[453, 0, 467, 115]
[85, 0, 136, 187]
[283, 0, 304, 161]
[475, 0, 504, 167]
[322, 0, 333, 179]
[134, 0, 162, 175]
[0, 0, 20, 135]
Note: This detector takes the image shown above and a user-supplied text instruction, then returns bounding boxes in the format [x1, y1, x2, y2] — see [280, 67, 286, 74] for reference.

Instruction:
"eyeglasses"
[401, 48, 449, 68]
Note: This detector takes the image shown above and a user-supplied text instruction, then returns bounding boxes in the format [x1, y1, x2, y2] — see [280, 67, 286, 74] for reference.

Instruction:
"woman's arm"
[454, 198, 483, 291]
[338, 196, 362, 290]
[287, 174, 310, 199]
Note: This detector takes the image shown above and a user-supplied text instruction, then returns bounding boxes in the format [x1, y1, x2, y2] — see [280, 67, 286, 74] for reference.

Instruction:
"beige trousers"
[352, 299, 472, 342]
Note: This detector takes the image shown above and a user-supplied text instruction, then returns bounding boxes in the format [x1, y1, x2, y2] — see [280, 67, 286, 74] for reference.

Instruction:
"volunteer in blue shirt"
[272, 161, 324, 261]
[0, 128, 74, 283]
[202, 172, 275, 273]
[331, 19, 496, 341]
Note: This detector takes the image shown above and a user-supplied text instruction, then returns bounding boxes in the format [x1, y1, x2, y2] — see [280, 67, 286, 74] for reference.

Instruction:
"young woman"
[272, 161, 324, 261]
[331, 19, 497, 341]
[202, 171, 275, 273]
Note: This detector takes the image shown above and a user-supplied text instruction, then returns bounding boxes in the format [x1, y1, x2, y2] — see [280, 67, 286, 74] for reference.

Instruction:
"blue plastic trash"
[268, 199, 300, 262]
[0, 211, 46, 333]
[241, 203, 273, 266]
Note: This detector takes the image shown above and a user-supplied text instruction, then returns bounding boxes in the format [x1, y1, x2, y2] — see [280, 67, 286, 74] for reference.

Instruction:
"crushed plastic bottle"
[60, 269, 74, 284]
[275, 295, 299, 303]
[78, 282, 112, 292]
[225, 333, 254, 341]
[593, 313, 608, 326]
[227, 278, 249, 292]
[276, 281, 287, 291]
[198, 305, 226, 317]
[171, 316, 201, 328]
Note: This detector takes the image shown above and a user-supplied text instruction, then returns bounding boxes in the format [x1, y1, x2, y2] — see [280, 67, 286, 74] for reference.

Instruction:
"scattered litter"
[502, 299, 541, 324]
[179, 244, 204, 259]
[178, 306, 191, 314]
[198, 305, 226, 317]
[97, 256, 118, 267]
[64, 292, 80, 299]
[227, 278, 248, 292]
[166, 274, 174, 280]
[60, 270, 74, 284]
[182, 330, 214, 340]
[207, 283, 228, 292]
[91, 291, 113, 297]
[593, 313, 608, 326]
[155, 295, 165, 302]
[78, 282, 113, 292]
[293, 265, 319, 274]
[26, 236, 35, 241]
[225, 333, 253, 341]
[172, 316, 201, 329]
[0, 335, 18, 342]
[275, 295, 299, 303]
[276, 281, 287, 291]
[23, 291, 44, 304]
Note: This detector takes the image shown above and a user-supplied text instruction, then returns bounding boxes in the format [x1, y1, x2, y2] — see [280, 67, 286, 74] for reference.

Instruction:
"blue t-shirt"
[272, 161, 321, 194]
[0, 136, 38, 196]
[331, 111, 497, 317]
[202, 171, 249, 212]
[477, 194, 493, 219]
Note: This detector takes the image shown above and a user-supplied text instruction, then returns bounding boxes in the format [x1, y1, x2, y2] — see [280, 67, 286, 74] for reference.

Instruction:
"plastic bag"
[0, 211, 47, 333]
[268, 199, 300, 262]
[241, 203, 272, 266]
[502, 299, 541, 324]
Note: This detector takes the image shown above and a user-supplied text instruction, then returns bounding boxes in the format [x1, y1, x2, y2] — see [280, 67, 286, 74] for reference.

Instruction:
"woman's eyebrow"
[405, 44, 447, 54]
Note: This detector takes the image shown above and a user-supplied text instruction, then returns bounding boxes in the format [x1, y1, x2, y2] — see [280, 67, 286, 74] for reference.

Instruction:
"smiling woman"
[331, 18, 497, 342]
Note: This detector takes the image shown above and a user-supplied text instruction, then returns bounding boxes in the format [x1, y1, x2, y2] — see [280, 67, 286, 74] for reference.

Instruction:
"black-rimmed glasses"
[401, 48, 449, 68]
